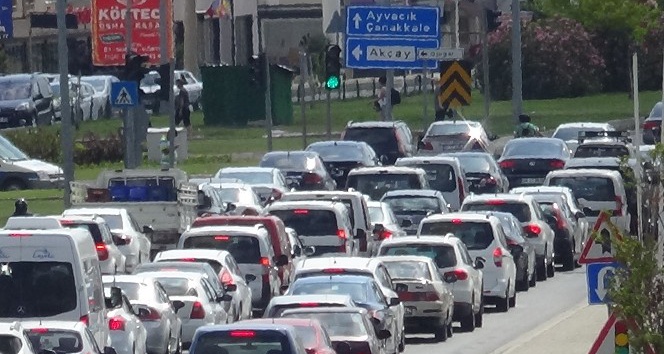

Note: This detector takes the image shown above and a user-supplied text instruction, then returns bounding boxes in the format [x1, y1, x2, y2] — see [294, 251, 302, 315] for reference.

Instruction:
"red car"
[243, 318, 336, 354]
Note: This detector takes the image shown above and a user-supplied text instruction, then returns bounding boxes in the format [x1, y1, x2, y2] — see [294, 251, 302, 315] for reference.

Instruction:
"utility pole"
[160, 0, 176, 167]
[482, 10, 491, 124]
[57, 0, 73, 208]
[124, 0, 137, 169]
[299, 51, 308, 148]
[633, 52, 643, 242]
[422, 61, 429, 131]
[381, 0, 393, 121]
[265, 53, 273, 152]
[183, 0, 198, 76]
[511, 0, 523, 122]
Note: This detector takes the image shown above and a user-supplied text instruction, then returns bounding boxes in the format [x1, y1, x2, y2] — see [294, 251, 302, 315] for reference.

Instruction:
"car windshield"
[347, 174, 422, 200]
[461, 202, 532, 222]
[574, 145, 630, 158]
[217, 172, 273, 185]
[282, 312, 369, 338]
[548, 176, 616, 202]
[195, 331, 290, 354]
[290, 279, 374, 303]
[0, 262, 77, 318]
[27, 330, 82, 354]
[154, 277, 196, 297]
[503, 141, 564, 157]
[400, 164, 456, 192]
[260, 153, 319, 172]
[383, 196, 440, 214]
[649, 102, 662, 118]
[0, 81, 31, 100]
[218, 188, 255, 204]
[427, 123, 473, 136]
[368, 206, 385, 223]
[0, 335, 22, 354]
[453, 155, 491, 173]
[269, 209, 338, 236]
[384, 261, 431, 280]
[96, 215, 123, 230]
[183, 235, 262, 264]
[81, 78, 106, 91]
[107, 282, 152, 302]
[0, 135, 29, 161]
[553, 127, 610, 141]
[379, 244, 457, 268]
[307, 144, 365, 162]
[419, 221, 494, 250]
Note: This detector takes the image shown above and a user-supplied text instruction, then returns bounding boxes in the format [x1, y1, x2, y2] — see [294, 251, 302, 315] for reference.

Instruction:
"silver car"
[102, 275, 183, 354]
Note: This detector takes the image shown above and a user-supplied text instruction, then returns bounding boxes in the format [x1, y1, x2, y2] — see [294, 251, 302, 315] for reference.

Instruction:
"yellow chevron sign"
[438, 60, 472, 109]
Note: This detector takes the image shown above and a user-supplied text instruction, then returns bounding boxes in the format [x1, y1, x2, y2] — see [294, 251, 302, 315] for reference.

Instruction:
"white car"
[137, 272, 229, 347]
[81, 75, 120, 118]
[23, 320, 117, 354]
[377, 235, 485, 332]
[203, 182, 265, 215]
[215, 166, 289, 203]
[153, 249, 254, 322]
[419, 213, 518, 312]
[59, 215, 127, 274]
[63, 208, 152, 272]
[104, 289, 148, 354]
[51, 81, 93, 122]
[551, 122, 615, 153]
[510, 186, 590, 236]
[174, 70, 203, 110]
[0, 322, 38, 354]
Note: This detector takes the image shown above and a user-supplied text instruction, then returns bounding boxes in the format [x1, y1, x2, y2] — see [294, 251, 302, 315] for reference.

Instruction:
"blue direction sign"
[110, 81, 139, 108]
[586, 262, 619, 305]
[346, 6, 440, 39]
[346, 37, 439, 70]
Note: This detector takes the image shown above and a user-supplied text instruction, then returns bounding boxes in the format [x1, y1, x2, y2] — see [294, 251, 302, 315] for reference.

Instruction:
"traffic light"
[157, 64, 171, 101]
[249, 53, 266, 87]
[123, 52, 149, 84]
[486, 10, 501, 32]
[614, 320, 629, 354]
[324, 44, 342, 90]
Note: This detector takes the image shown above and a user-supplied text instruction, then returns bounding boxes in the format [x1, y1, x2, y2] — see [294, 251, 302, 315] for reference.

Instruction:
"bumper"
[181, 320, 211, 344]
[483, 276, 509, 297]
[402, 301, 446, 318]
[506, 174, 547, 188]
[404, 316, 446, 332]
[27, 178, 65, 189]
[451, 282, 473, 305]
[109, 333, 134, 354]
[143, 322, 169, 354]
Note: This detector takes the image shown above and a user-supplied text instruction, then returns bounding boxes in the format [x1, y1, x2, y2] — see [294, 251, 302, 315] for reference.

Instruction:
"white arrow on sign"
[353, 13, 362, 29]
[595, 265, 616, 301]
[418, 48, 464, 61]
[352, 45, 363, 61]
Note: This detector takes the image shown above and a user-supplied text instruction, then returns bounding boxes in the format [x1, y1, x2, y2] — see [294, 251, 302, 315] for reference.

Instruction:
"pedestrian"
[175, 79, 191, 138]
[514, 114, 543, 138]
[373, 76, 388, 120]
[12, 198, 32, 217]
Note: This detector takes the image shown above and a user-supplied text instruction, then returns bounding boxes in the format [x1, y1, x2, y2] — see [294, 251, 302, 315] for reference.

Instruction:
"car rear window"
[573, 145, 630, 158]
[503, 141, 564, 157]
[383, 196, 441, 214]
[290, 279, 375, 304]
[343, 127, 397, 154]
[109, 282, 154, 302]
[347, 174, 423, 200]
[260, 153, 318, 171]
[195, 331, 291, 354]
[61, 222, 103, 243]
[0, 335, 21, 354]
[154, 277, 197, 297]
[27, 329, 82, 354]
[427, 123, 472, 136]
[281, 311, 369, 338]
[454, 155, 492, 173]
[548, 176, 616, 202]
[383, 261, 431, 280]
[165, 258, 223, 274]
[401, 164, 456, 192]
[269, 209, 338, 236]
[379, 244, 457, 268]
[308, 144, 366, 162]
[553, 127, 606, 141]
[183, 235, 262, 264]
[461, 202, 532, 223]
[420, 221, 494, 250]
[270, 303, 345, 317]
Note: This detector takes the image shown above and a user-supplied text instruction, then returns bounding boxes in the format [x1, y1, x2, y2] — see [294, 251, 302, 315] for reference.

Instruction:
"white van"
[544, 169, 629, 232]
[0, 217, 109, 348]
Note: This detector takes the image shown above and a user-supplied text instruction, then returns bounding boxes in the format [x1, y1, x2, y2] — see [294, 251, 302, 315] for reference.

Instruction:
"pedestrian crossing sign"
[110, 81, 139, 108]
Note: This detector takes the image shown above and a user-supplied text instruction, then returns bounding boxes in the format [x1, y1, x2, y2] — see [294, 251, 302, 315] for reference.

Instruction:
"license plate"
[521, 178, 544, 184]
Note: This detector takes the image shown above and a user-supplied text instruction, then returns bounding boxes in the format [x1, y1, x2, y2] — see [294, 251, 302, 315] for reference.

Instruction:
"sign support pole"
[299, 51, 308, 149]
[633, 52, 643, 242]
[57, 0, 73, 208]
[422, 60, 429, 132]
[381, 0, 393, 122]
[511, 0, 523, 122]
[482, 10, 491, 125]
[159, 0, 175, 167]
[659, 48, 664, 264]
[124, 0, 136, 169]
[265, 53, 273, 152]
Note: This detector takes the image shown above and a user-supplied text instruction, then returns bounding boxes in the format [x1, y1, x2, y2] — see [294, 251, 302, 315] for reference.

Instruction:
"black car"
[306, 140, 380, 188]
[259, 151, 336, 191]
[341, 120, 414, 165]
[0, 74, 55, 128]
[442, 152, 509, 194]
[497, 138, 570, 188]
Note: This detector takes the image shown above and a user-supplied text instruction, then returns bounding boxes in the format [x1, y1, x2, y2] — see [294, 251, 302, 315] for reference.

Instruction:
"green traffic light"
[326, 76, 340, 90]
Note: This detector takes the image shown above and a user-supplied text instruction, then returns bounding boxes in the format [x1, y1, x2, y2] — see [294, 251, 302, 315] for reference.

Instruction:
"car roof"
[64, 208, 124, 216]
[429, 120, 480, 127]
[281, 191, 364, 199]
[242, 318, 324, 328]
[366, 201, 386, 208]
[347, 166, 425, 175]
[281, 307, 368, 315]
[195, 323, 298, 335]
[506, 137, 565, 145]
[296, 256, 379, 272]
[441, 151, 492, 158]
[156, 249, 230, 260]
[380, 235, 459, 246]
[509, 186, 574, 195]
[21, 321, 84, 331]
[135, 261, 212, 271]
[269, 294, 354, 305]
[346, 120, 405, 128]
[184, 225, 268, 237]
[463, 193, 534, 203]
[546, 168, 622, 178]
[0, 74, 33, 80]
[102, 274, 153, 285]
[382, 189, 441, 198]
[421, 212, 497, 224]
[565, 157, 620, 168]
[60, 215, 105, 224]
[263, 150, 318, 158]
[396, 156, 460, 165]
[267, 200, 347, 211]
[219, 167, 278, 174]
[293, 275, 372, 284]
[555, 122, 614, 129]
[308, 140, 367, 147]
[377, 255, 438, 264]
[134, 271, 204, 282]
[462, 210, 520, 222]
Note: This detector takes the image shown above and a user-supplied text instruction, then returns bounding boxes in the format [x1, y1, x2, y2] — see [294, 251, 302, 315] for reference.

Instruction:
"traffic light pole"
[57, 0, 73, 208]
[160, 0, 176, 167]
[124, 0, 137, 169]
[265, 54, 273, 152]
[326, 90, 332, 140]
[299, 51, 308, 149]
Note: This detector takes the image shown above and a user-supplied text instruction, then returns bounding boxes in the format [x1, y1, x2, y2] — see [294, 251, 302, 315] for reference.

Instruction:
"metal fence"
[1, 32, 89, 73]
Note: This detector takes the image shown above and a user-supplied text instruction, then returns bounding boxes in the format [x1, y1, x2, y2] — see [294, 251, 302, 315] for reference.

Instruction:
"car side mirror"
[443, 272, 458, 283]
[217, 294, 233, 302]
[508, 244, 524, 254]
[171, 300, 185, 312]
[377, 329, 392, 340]
[355, 229, 367, 239]
[393, 283, 408, 293]
[245, 274, 257, 283]
[292, 245, 302, 257]
[401, 219, 413, 228]
[380, 155, 389, 165]
[373, 223, 385, 234]
[544, 214, 557, 225]
[303, 246, 316, 256]
[225, 203, 237, 213]
[388, 297, 400, 306]
[474, 257, 485, 269]
[135, 306, 150, 318]
[334, 342, 352, 354]
[103, 348, 118, 354]
[109, 286, 122, 308]
[142, 225, 153, 234]
[225, 284, 237, 292]
[275, 254, 289, 267]
[575, 211, 586, 219]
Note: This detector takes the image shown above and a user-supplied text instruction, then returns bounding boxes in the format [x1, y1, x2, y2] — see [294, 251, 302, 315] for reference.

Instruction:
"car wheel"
[516, 258, 530, 291]
[398, 332, 405, 352]
[536, 257, 548, 281]
[174, 332, 182, 354]
[547, 259, 556, 278]
[459, 302, 476, 332]
[446, 311, 454, 337]
[509, 291, 516, 308]
[529, 269, 537, 287]
[496, 287, 509, 313]
[561, 242, 576, 271]
[31, 113, 38, 127]
[434, 323, 448, 342]
[474, 297, 484, 328]
[49, 109, 56, 125]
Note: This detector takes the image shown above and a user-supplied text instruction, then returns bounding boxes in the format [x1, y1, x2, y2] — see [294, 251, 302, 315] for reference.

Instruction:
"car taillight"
[220, 270, 234, 285]
[337, 229, 347, 239]
[190, 301, 206, 319]
[8, 233, 31, 237]
[549, 159, 565, 169]
[458, 177, 465, 201]
[323, 268, 346, 274]
[379, 230, 393, 240]
[499, 160, 515, 169]
[506, 238, 518, 247]
[139, 307, 162, 321]
[302, 173, 323, 184]
[95, 243, 109, 261]
[451, 218, 463, 224]
[108, 317, 125, 331]
[493, 247, 503, 267]
[524, 224, 541, 237]
[614, 196, 623, 216]
[486, 200, 506, 205]
[556, 212, 567, 230]
[79, 315, 89, 326]
[444, 269, 468, 281]
[643, 121, 659, 130]
[300, 302, 320, 307]
[30, 328, 49, 334]
[230, 330, 255, 338]
[260, 257, 270, 267]
[482, 176, 497, 185]
[421, 140, 433, 150]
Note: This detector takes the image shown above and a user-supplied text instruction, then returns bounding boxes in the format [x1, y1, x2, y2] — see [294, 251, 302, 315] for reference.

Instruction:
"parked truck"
[69, 168, 200, 255]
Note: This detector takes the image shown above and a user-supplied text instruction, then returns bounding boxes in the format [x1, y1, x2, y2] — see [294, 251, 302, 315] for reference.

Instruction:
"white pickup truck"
[69, 168, 200, 254]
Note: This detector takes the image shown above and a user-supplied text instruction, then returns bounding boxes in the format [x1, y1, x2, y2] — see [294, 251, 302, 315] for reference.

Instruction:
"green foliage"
[300, 33, 329, 84]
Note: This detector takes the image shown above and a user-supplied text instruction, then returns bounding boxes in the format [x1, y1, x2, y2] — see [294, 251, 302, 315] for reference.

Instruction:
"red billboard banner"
[91, 0, 173, 66]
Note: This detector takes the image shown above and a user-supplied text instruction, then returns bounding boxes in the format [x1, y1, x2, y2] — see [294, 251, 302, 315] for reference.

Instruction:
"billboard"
[0, 0, 12, 39]
[92, 0, 173, 66]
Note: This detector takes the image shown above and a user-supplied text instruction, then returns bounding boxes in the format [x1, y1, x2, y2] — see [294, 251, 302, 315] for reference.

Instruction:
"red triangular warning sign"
[588, 313, 616, 354]
[579, 213, 621, 264]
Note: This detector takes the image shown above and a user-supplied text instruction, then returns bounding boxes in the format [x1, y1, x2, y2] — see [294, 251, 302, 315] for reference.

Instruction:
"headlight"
[36, 170, 50, 180]
[16, 102, 32, 111]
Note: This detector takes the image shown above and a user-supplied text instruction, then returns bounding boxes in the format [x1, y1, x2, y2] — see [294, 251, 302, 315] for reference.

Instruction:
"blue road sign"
[346, 6, 440, 39]
[345, 37, 439, 70]
[111, 81, 139, 108]
[586, 262, 620, 305]
[0, 0, 13, 39]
